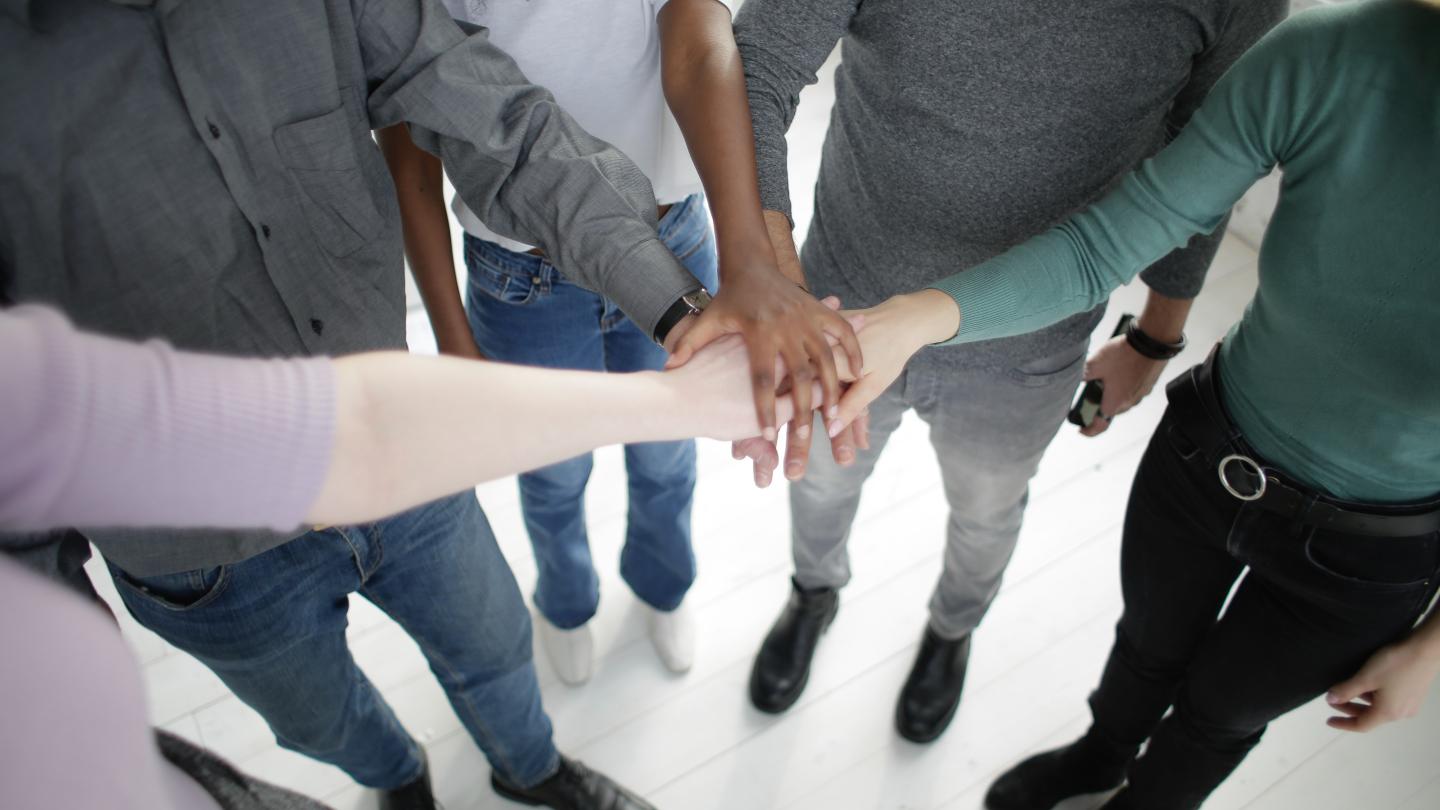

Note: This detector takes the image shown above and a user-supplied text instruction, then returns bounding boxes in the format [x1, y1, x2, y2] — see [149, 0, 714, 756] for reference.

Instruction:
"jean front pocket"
[464, 238, 542, 306]
[1005, 348, 1087, 389]
[110, 564, 230, 613]
[1302, 528, 1438, 594]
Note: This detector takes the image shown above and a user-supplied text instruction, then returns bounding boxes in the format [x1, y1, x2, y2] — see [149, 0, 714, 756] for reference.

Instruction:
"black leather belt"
[1164, 346, 1440, 539]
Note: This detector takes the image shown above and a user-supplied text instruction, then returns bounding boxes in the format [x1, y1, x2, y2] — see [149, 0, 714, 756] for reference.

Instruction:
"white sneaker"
[538, 616, 594, 686]
[646, 601, 696, 674]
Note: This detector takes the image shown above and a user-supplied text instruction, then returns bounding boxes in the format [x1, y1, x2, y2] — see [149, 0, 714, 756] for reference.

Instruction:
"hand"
[667, 263, 863, 447]
[1078, 335, 1166, 437]
[664, 334, 821, 442]
[732, 409, 870, 487]
[1325, 640, 1440, 733]
[831, 290, 960, 433]
[728, 297, 865, 484]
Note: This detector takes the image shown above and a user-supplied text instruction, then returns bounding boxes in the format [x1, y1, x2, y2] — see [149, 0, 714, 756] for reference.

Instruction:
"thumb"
[1328, 675, 1375, 706]
[820, 295, 842, 312]
[664, 316, 724, 369]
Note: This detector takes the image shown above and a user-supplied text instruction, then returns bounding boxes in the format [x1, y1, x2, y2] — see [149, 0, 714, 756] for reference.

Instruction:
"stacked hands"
[664, 285, 1169, 486]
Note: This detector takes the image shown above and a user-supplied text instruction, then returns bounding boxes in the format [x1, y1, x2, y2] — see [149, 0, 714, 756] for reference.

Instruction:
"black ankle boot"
[491, 756, 655, 810]
[749, 577, 839, 714]
[985, 733, 1134, 810]
[380, 760, 438, 810]
[895, 627, 971, 743]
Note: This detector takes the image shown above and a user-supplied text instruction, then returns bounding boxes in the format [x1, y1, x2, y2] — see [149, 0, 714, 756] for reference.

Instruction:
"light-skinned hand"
[1077, 334, 1167, 437]
[1325, 639, 1440, 733]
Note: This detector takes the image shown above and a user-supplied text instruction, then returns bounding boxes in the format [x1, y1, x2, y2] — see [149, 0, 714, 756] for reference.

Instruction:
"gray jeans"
[790, 342, 1087, 640]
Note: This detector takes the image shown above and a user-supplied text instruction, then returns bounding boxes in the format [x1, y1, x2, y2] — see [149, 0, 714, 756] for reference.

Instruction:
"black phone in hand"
[1067, 313, 1135, 429]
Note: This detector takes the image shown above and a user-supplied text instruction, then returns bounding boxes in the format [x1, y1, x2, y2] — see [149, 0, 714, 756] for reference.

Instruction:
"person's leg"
[892, 344, 1085, 743]
[914, 343, 1087, 640]
[359, 492, 560, 789]
[987, 406, 1263, 810]
[790, 380, 911, 590]
[750, 378, 912, 712]
[106, 532, 423, 789]
[1118, 512, 1440, 809]
[465, 235, 608, 630]
[601, 194, 719, 615]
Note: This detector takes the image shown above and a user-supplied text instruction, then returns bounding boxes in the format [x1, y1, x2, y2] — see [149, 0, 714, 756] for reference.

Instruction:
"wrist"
[899, 289, 962, 347]
[1136, 292, 1192, 343]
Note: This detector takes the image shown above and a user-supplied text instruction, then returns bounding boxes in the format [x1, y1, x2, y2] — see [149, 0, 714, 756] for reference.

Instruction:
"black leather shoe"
[491, 756, 655, 810]
[895, 627, 971, 743]
[984, 735, 1132, 810]
[749, 577, 839, 714]
[380, 760, 438, 810]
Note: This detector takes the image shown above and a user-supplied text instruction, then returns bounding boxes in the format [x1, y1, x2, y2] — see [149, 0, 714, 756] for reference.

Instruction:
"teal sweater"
[931, 0, 1440, 503]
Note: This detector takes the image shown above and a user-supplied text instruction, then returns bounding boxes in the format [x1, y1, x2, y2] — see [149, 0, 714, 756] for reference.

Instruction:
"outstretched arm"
[832, 13, 1321, 428]
[0, 307, 793, 533]
[657, 0, 861, 449]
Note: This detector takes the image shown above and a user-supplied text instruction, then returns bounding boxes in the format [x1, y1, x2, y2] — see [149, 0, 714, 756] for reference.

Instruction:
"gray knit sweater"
[735, 0, 1285, 369]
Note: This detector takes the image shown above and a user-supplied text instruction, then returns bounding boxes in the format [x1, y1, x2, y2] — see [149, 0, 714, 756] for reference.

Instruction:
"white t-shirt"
[441, 0, 732, 252]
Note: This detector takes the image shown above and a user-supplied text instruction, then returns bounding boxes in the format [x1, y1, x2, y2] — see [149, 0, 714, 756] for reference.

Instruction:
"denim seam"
[360, 587, 532, 784]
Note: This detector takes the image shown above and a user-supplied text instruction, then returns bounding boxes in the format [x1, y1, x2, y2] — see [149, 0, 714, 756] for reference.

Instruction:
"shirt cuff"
[926, 268, 1026, 346]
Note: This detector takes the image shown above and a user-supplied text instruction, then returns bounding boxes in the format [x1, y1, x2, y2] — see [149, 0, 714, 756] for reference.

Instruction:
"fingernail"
[838, 449, 854, 465]
[827, 420, 842, 438]
[797, 423, 811, 440]
[1326, 693, 1342, 705]
[786, 462, 803, 480]
[763, 426, 777, 442]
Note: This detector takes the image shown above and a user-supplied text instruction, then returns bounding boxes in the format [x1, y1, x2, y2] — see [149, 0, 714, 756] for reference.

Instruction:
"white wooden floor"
[87, 32, 1439, 810]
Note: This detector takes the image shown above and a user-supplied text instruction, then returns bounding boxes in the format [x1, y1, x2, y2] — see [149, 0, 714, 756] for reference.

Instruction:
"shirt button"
[207, 121, 221, 139]
[261, 224, 272, 239]
[310, 318, 324, 336]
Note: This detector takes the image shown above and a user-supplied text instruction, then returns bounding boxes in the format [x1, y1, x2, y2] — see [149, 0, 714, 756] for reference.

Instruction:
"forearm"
[359, 0, 695, 336]
[660, 0, 775, 282]
[376, 125, 472, 354]
[764, 210, 808, 288]
[1135, 288, 1193, 343]
[312, 355, 692, 525]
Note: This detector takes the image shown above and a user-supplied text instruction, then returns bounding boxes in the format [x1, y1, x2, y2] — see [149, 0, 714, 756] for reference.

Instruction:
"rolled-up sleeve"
[355, 0, 698, 337]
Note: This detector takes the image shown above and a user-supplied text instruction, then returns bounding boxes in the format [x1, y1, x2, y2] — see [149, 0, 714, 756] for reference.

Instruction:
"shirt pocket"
[273, 106, 385, 258]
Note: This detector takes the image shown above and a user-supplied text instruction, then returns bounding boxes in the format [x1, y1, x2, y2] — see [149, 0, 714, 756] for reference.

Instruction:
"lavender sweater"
[0, 306, 335, 533]
[0, 305, 340, 809]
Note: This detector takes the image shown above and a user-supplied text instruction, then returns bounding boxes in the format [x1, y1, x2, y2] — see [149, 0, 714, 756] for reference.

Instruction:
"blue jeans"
[109, 493, 559, 790]
[464, 193, 719, 629]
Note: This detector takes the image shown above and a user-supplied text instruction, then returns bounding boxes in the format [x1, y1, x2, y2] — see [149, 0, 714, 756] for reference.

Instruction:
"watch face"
[684, 289, 713, 310]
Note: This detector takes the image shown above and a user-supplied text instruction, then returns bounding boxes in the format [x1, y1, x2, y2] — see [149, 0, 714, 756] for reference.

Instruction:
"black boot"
[985, 733, 1134, 810]
[380, 760, 438, 810]
[491, 756, 655, 810]
[895, 627, 971, 743]
[749, 577, 839, 714]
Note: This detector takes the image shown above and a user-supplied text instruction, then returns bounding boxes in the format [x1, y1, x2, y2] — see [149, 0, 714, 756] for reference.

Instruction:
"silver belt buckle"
[1218, 454, 1267, 502]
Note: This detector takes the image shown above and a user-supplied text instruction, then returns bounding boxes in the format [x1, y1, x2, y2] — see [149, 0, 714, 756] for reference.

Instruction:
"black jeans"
[1088, 407, 1440, 809]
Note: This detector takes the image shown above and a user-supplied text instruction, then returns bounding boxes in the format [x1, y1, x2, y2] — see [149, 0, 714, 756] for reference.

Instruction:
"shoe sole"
[748, 599, 840, 715]
[490, 775, 545, 806]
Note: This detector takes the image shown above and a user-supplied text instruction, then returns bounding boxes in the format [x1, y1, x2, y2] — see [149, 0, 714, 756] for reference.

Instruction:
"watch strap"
[1125, 319, 1187, 360]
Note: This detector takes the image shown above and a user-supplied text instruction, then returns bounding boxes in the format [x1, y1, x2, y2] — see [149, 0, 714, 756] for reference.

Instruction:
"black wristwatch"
[1124, 317, 1187, 360]
[653, 287, 712, 347]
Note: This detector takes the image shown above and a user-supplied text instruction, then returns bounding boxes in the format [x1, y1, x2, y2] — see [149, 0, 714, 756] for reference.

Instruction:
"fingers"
[1080, 412, 1112, 438]
[1327, 677, 1374, 708]
[810, 332, 843, 425]
[854, 409, 871, 450]
[732, 437, 779, 487]
[666, 313, 725, 369]
[833, 376, 884, 436]
[784, 415, 815, 481]
[745, 336, 780, 442]
[820, 295, 842, 312]
[821, 308, 865, 383]
[829, 420, 858, 467]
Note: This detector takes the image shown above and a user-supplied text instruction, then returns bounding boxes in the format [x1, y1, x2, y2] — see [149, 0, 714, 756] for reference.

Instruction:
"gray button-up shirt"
[0, 0, 699, 576]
